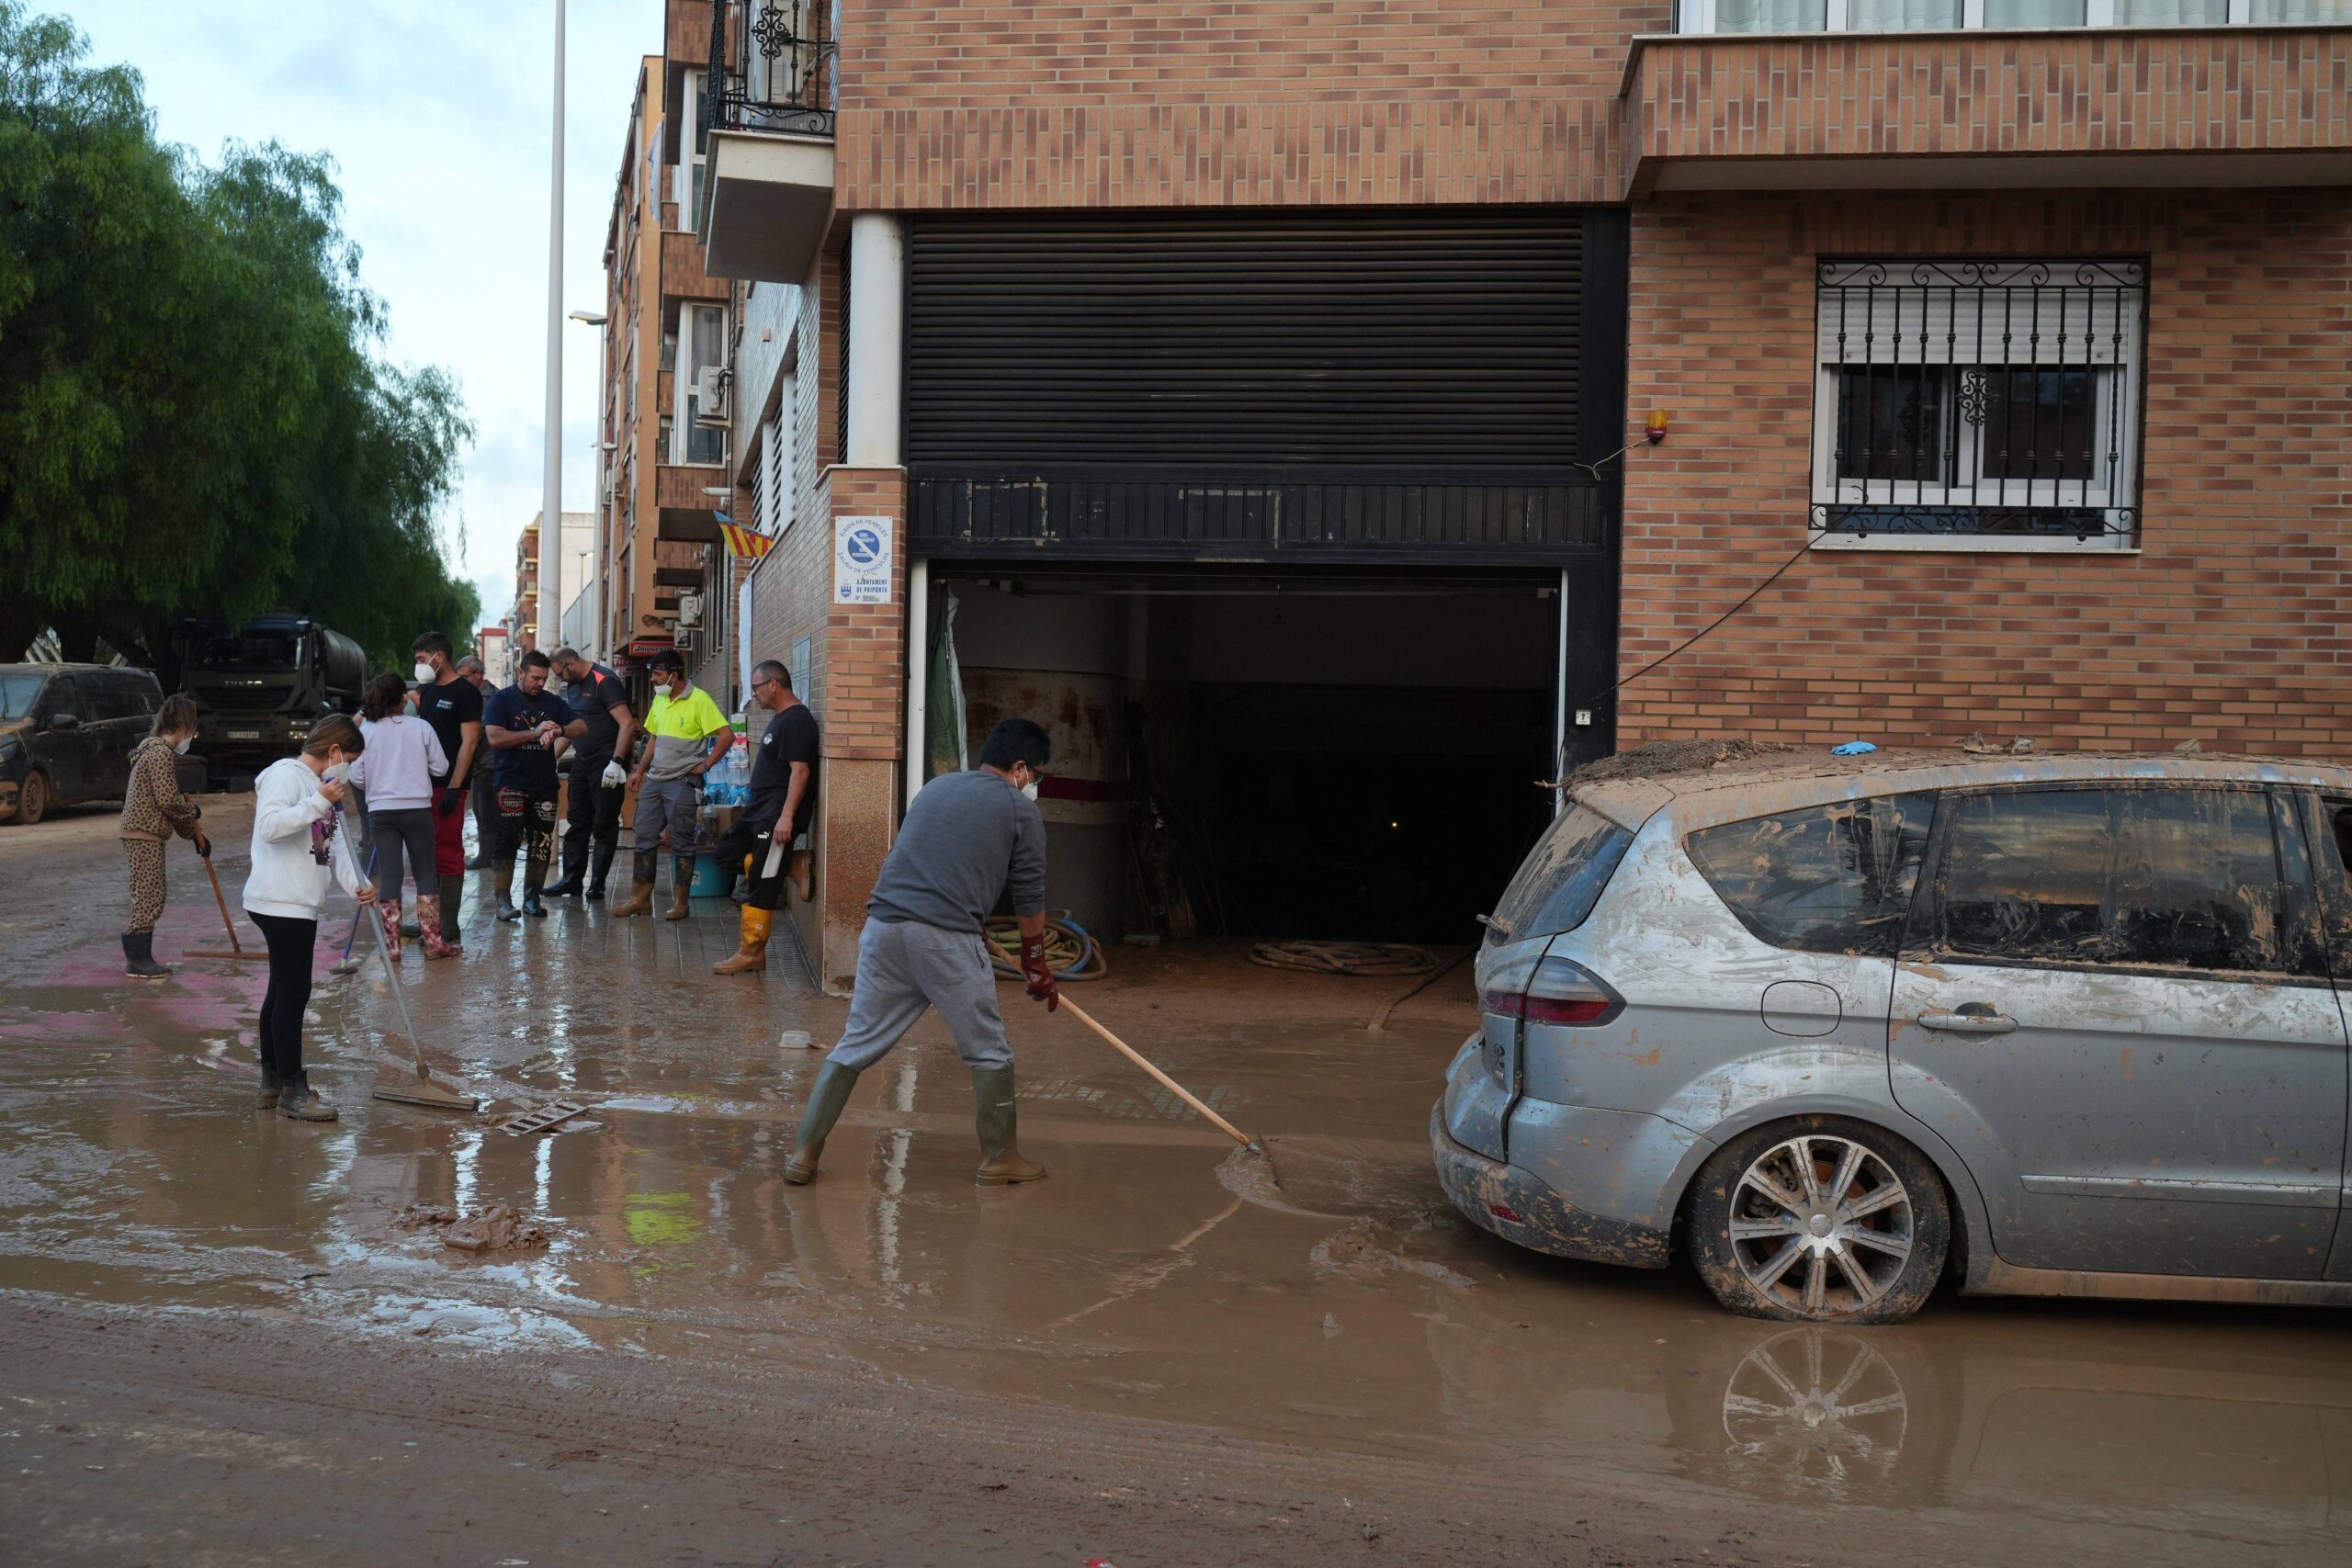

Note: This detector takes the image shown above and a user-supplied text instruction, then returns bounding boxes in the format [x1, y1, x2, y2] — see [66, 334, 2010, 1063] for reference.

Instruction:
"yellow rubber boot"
[713, 905, 772, 975]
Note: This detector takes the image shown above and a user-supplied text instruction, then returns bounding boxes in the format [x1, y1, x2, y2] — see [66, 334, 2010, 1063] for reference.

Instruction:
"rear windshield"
[1487, 804, 1634, 944]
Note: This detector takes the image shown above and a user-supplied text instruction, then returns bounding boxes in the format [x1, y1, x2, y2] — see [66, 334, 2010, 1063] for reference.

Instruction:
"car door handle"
[1919, 1010, 2018, 1034]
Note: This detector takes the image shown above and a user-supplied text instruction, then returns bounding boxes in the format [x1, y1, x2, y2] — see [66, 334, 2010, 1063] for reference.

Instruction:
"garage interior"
[931, 567, 1574, 946]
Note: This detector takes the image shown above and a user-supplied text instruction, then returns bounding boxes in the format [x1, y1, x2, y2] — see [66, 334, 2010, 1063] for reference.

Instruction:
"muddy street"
[4, 801, 2349, 1567]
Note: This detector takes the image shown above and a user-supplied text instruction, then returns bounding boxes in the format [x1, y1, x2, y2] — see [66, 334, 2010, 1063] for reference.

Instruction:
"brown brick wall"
[1624, 28, 2352, 188]
[820, 468, 908, 765]
[835, 0, 1669, 209]
[1618, 187, 2352, 761]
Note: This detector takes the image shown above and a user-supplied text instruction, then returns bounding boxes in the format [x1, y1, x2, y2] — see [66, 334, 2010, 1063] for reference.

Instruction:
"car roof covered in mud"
[1567, 740, 2352, 834]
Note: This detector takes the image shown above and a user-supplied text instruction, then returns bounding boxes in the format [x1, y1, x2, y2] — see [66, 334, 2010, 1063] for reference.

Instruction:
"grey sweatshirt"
[866, 769, 1046, 933]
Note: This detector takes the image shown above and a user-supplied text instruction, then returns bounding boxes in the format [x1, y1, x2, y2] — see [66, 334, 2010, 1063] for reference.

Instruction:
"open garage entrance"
[922, 565, 1600, 947]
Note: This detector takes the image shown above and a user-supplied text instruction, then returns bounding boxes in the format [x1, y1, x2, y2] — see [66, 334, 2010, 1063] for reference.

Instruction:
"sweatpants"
[122, 838, 168, 934]
[828, 919, 1012, 1072]
[368, 807, 438, 900]
[248, 909, 317, 1084]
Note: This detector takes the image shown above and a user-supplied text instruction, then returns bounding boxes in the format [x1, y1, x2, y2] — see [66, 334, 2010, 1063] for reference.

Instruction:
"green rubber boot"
[972, 1066, 1047, 1186]
[782, 1061, 859, 1185]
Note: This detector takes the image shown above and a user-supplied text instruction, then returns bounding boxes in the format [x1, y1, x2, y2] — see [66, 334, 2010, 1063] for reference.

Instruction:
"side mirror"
[48, 713, 80, 731]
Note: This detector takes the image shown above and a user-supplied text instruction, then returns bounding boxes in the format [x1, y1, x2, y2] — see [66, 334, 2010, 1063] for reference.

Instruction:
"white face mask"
[413, 660, 435, 683]
[323, 761, 352, 784]
[172, 735, 192, 755]
[1020, 779, 1040, 802]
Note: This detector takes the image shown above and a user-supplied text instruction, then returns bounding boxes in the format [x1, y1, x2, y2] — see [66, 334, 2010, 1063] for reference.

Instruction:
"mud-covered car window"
[1487, 804, 1633, 943]
[1936, 787, 2288, 975]
[1687, 794, 1934, 957]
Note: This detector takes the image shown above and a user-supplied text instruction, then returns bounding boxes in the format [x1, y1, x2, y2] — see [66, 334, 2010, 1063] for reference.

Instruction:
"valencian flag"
[715, 513, 775, 561]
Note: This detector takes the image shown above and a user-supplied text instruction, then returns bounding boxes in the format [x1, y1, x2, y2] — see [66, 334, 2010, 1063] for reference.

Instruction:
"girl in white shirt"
[243, 714, 378, 1121]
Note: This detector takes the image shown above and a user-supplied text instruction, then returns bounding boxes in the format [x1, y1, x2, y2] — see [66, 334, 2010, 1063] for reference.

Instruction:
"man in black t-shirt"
[542, 646, 639, 899]
[413, 631, 483, 948]
[481, 650, 573, 919]
[711, 659, 820, 976]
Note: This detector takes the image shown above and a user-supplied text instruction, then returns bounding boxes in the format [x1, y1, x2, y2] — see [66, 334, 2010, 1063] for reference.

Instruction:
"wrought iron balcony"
[698, 0, 839, 282]
[707, 0, 835, 140]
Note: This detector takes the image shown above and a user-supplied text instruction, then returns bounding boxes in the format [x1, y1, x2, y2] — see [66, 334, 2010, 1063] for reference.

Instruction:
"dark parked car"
[0, 663, 168, 825]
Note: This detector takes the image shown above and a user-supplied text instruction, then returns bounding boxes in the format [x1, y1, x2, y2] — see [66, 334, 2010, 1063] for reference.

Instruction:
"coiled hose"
[983, 913, 1109, 982]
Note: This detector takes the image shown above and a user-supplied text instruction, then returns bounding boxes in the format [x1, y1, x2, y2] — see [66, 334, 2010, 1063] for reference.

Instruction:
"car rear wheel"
[1687, 1116, 1949, 1325]
[15, 770, 48, 826]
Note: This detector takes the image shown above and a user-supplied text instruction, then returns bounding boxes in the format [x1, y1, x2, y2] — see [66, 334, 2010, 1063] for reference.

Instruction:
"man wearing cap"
[613, 650, 731, 920]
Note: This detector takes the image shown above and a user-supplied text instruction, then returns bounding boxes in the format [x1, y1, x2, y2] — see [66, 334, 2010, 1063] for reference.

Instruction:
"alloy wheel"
[1726, 1134, 1916, 1318]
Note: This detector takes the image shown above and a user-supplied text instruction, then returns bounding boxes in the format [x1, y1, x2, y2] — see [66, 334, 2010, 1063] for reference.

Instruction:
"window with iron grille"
[1810, 260, 2146, 549]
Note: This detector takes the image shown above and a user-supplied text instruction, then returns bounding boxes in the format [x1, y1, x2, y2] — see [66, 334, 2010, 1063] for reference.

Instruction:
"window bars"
[707, 0, 837, 141]
[1812, 260, 2146, 543]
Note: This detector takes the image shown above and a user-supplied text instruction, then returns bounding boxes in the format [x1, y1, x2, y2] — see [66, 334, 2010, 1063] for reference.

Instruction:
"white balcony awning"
[701, 129, 835, 286]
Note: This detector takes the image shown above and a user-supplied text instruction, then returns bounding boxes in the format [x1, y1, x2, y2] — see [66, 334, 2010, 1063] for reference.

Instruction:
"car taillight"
[1482, 956, 1623, 1029]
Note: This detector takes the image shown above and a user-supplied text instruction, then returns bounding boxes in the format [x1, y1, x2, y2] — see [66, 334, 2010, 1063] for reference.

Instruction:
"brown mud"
[3, 799, 2350, 1564]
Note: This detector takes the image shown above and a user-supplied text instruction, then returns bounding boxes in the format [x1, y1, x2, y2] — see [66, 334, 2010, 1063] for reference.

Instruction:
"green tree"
[0, 3, 478, 682]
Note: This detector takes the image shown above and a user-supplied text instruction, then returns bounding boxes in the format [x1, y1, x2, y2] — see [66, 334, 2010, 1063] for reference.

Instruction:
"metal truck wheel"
[1688, 1117, 1949, 1325]
[15, 770, 49, 826]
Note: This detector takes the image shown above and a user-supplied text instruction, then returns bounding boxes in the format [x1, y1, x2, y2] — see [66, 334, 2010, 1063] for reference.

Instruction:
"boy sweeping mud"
[781, 717, 1062, 1188]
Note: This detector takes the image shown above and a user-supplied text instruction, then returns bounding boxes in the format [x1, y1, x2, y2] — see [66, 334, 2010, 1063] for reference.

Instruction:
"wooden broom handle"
[1055, 996, 1254, 1149]
[201, 856, 243, 955]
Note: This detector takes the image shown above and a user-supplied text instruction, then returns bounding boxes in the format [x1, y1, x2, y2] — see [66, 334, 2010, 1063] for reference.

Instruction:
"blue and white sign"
[833, 516, 893, 605]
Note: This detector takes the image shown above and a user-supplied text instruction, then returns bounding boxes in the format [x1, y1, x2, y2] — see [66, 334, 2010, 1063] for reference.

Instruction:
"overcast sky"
[62, 0, 660, 634]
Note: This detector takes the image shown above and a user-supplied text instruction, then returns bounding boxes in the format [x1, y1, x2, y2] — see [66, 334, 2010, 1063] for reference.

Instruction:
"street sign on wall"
[833, 516, 892, 604]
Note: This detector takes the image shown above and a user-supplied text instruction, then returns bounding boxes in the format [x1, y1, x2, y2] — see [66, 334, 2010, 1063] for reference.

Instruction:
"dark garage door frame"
[903, 206, 1630, 571]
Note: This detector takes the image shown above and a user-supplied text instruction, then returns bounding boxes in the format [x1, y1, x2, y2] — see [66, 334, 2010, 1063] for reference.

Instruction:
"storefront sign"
[833, 516, 893, 605]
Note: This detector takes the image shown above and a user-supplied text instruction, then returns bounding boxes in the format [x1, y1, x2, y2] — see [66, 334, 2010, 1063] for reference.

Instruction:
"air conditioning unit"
[693, 365, 729, 426]
[677, 592, 705, 628]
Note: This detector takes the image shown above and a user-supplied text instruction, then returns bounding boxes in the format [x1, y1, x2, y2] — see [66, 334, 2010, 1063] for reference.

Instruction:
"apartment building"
[593, 28, 738, 705]
[506, 515, 539, 658]
[685, 0, 2352, 987]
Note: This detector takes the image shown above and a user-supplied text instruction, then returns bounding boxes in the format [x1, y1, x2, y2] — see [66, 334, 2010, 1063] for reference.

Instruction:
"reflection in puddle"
[1719, 1329, 1908, 1491]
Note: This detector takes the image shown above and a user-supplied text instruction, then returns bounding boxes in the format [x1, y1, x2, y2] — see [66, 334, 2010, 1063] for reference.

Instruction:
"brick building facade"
[653, 0, 2351, 986]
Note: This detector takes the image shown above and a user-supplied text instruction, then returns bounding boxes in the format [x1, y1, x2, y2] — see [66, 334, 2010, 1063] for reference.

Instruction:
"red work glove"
[1020, 934, 1060, 1012]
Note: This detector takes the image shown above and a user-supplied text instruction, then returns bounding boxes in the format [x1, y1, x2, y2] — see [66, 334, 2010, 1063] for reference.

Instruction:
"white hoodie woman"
[242, 715, 377, 1120]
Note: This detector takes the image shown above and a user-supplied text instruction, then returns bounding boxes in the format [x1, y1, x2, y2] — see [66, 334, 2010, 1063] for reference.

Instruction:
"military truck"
[181, 613, 368, 777]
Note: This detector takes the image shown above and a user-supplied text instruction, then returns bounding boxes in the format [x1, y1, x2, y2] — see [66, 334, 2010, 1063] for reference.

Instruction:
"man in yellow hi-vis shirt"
[612, 650, 732, 920]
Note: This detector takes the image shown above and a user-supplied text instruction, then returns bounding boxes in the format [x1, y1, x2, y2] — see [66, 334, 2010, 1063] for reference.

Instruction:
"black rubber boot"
[438, 875, 463, 947]
[543, 839, 587, 897]
[258, 1063, 283, 1108]
[584, 842, 615, 901]
[493, 866, 519, 921]
[277, 1076, 338, 1122]
[782, 1062, 860, 1185]
[121, 931, 171, 979]
[972, 1066, 1047, 1185]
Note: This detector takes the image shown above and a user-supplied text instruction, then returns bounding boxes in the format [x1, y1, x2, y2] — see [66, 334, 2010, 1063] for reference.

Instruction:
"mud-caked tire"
[15, 770, 49, 826]
[1687, 1115, 1949, 1325]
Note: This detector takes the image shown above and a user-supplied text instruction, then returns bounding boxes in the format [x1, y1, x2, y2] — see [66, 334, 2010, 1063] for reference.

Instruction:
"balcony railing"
[707, 0, 835, 140]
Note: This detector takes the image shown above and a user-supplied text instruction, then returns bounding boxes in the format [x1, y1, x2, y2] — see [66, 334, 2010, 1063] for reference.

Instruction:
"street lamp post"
[570, 310, 608, 658]
[538, 0, 568, 656]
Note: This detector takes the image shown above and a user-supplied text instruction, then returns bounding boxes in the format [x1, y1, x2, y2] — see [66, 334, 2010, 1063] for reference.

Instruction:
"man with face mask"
[481, 649, 571, 919]
[781, 717, 1058, 1190]
[411, 632, 483, 951]
[542, 647, 636, 900]
[616, 649, 730, 920]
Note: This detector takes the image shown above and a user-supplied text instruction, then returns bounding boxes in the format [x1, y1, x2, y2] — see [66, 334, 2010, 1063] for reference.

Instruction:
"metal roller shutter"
[906, 208, 1626, 565]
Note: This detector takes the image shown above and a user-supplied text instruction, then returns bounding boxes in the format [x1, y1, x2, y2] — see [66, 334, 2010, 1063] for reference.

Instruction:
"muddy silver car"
[1434, 750, 2352, 1324]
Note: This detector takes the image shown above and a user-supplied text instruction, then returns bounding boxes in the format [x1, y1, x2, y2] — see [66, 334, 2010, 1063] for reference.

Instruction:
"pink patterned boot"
[379, 899, 403, 961]
[416, 895, 456, 960]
